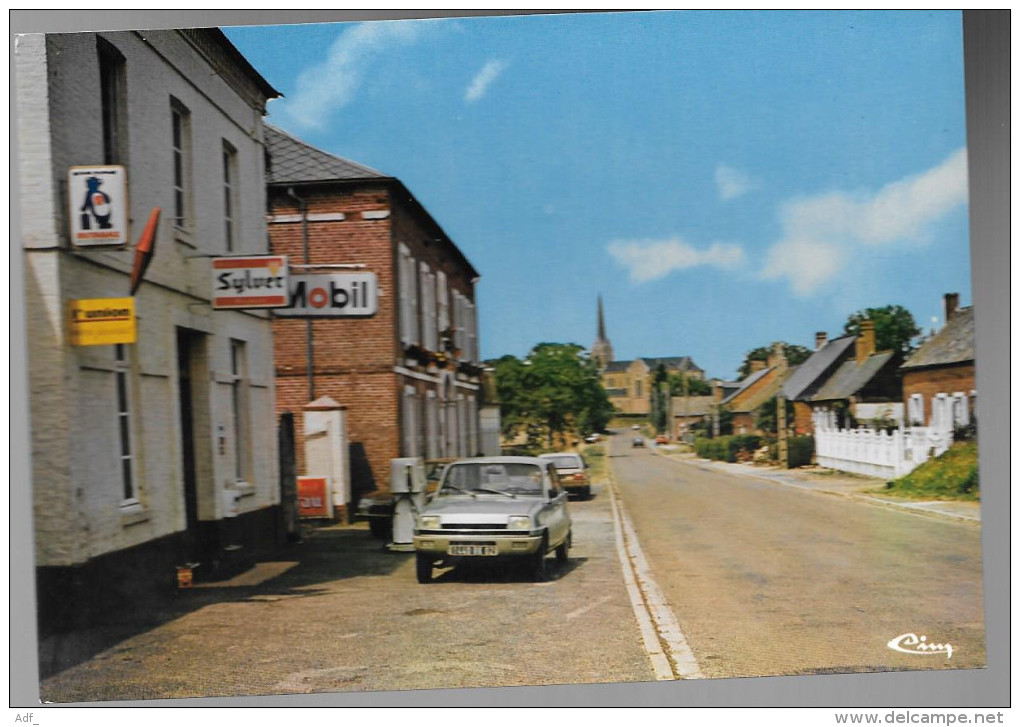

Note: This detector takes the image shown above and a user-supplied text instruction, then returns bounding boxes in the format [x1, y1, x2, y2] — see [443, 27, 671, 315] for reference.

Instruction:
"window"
[170, 98, 192, 231]
[420, 263, 437, 351]
[98, 37, 126, 165]
[635, 380, 643, 398]
[402, 386, 420, 457]
[426, 391, 440, 459]
[398, 246, 420, 346]
[230, 340, 250, 481]
[222, 140, 238, 252]
[437, 271, 449, 336]
[908, 393, 925, 426]
[465, 300, 477, 362]
[114, 344, 136, 501]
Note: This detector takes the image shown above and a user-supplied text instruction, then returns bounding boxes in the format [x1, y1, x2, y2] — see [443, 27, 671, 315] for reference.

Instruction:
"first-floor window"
[402, 385, 421, 458]
[114, 344, 136, 501]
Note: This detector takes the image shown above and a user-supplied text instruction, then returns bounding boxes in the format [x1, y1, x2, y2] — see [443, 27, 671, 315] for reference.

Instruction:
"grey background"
[9, 9, 1009, 708]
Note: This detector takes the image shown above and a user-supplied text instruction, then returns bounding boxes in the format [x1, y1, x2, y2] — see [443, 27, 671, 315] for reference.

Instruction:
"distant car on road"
[655, 434, 668, 445]
[632, 425, 641, 430]
[584, 433, 600, 443]
[538, 452, 591, 498]
[632, 436, 645, 448]
[413, 456, 572, 583]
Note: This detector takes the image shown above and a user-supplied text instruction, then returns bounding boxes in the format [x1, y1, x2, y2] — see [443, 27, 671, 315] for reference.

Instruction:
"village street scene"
[14, 11, 990, 706]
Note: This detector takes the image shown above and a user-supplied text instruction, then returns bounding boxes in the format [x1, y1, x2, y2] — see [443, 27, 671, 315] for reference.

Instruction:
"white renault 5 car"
[412, 456, 572, 583]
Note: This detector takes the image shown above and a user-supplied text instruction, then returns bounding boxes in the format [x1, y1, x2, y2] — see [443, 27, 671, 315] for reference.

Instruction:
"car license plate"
[448, 544, 497, 556]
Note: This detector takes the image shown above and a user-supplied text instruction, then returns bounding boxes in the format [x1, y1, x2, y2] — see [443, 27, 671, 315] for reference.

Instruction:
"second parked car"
[538, 452, 591, 498]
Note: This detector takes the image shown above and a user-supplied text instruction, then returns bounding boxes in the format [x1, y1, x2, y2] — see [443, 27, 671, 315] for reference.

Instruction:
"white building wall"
[18, 30, 279, 567]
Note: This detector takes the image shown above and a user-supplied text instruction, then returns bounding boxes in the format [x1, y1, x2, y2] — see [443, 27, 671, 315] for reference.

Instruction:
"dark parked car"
[632, 436, 645, 448]
[355, 458, 458, 539]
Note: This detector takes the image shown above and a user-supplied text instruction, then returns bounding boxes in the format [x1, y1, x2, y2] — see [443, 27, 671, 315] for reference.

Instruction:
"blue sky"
[224, 10, 971, 379]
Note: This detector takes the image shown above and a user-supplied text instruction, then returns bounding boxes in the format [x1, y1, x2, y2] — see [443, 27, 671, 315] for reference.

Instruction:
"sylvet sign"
[68, 166, 129, 247]
[275, 272, 378, 317]
[212, 256, 289, 309]
[68, 297, 136, 346]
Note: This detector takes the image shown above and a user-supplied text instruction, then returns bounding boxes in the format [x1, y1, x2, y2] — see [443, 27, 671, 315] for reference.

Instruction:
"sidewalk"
[652, 447, 981, 524]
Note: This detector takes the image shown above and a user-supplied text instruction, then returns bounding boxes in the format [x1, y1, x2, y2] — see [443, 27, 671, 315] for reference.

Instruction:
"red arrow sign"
[129, 208, 160, 296]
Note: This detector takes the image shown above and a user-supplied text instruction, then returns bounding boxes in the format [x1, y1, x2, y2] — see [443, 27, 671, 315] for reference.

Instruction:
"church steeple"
[591, 294, 614, 372]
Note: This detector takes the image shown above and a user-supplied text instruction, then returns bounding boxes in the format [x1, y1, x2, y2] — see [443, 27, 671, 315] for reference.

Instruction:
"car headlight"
[507, 515, 531, 531]
[418, 515, 441, 530]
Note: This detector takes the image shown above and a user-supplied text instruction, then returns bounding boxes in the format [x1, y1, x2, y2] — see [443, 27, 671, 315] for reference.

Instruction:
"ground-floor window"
[114, 343, 136, 502]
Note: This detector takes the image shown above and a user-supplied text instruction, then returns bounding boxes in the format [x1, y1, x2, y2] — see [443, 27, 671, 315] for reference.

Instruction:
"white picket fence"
[813, 425, 953, 479]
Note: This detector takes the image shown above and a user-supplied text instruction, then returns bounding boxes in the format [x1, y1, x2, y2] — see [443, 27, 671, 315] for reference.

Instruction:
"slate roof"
[604, 360, 634, 373]
[670, 396, 716, 417]
[265, 124, 390, 185]
[641, 356, 703, 373]
[808, 351, 897, 402]
[602, 356, 703, 375]
[901, 307, 975, 370]
[721, 366, 772, 405]
[781, 335, 857, 400]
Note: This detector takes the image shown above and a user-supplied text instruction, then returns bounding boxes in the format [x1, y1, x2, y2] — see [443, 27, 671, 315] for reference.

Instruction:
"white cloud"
[715, 164, 755, 201]
[279, 21, 431, 131]
[607, 236, 745, 283]
[761, 148, 969, 296]
[465, 59, 508, 103]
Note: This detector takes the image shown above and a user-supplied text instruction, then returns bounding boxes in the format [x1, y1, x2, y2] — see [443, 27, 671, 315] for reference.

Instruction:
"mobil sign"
[212, 255, 289, 309]
[276, 272, 378, 318]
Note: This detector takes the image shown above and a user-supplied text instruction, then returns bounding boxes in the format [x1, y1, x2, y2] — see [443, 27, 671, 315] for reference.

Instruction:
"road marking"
[606, 467, 704, 680]
[566, 595, 613, 620]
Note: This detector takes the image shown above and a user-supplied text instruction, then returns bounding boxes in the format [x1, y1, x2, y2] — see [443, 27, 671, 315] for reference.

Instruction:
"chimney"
[750, 359, 767, 373]
[766, 342, 787, 370]
[815, 331, 828, 350]
[855, 320, 876, 363]
[712, 380, 724, 402]
[943, 292, 960, 325]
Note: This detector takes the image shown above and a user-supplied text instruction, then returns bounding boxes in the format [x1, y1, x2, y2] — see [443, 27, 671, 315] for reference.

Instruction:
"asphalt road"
[609, 436, 986, 679]
[39, 477, 654, 702]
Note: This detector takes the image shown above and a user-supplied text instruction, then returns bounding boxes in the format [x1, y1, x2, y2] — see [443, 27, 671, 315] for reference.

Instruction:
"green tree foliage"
[737, 343, 812, 379]
[753, 395, 795, 435]
[668, 372, 711, 396]
[844, 304, 921, 356]
[493, 343, 615, 450]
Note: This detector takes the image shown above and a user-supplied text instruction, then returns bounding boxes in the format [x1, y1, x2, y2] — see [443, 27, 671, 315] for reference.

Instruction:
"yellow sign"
[68, 298, 137, 346]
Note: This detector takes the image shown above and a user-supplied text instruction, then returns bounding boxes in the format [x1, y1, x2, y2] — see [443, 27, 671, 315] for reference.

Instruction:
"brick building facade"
[265, 127, 482, 512]
[900, 297, 975, 430]
[16, 30, 283, 634]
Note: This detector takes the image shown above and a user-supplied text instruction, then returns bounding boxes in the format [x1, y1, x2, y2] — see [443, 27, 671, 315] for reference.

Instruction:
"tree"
[493, 343, 615, 451]
[737, 343, 812, 379]
[668, 372, 711, 396]
[753, 395, 795, 435]
[844, 305, 921, 357]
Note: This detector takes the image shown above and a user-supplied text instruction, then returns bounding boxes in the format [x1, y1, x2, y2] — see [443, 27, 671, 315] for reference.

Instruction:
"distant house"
[788, 321, 902, 431]
[900, 294, 975, 431]
[671, 395, 716, 440]
[602, 356, 705, 415]
[720, 344, 792, 434]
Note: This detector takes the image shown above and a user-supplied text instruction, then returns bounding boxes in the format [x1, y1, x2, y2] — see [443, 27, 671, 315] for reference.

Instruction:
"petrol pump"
[388, 457, 427, 552]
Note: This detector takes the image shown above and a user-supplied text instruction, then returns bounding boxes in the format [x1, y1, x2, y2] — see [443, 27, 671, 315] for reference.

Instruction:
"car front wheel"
[415, 552, 433, 584]
[555, 531, 570, 564]
[531, 537, 549, 582]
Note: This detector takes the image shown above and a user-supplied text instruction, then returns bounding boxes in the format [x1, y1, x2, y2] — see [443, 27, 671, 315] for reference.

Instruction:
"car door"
[542, 462, 570, 546]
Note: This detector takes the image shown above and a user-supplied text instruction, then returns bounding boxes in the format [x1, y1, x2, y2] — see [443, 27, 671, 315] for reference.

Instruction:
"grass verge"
[883, 441, 979, 501]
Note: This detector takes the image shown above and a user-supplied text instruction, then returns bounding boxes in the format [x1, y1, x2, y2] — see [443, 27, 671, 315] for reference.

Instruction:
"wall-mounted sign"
[212, 255, 289, 309]
[297, 476, 331, 519]
[68, 297, 136, 346]
[275, 272, 378, 318]
[68, 166, 129, 247]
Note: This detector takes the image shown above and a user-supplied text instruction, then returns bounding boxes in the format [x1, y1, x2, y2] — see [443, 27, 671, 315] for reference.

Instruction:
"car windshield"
[543, 455, 581, 469]
[440, 462, 544, 496]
